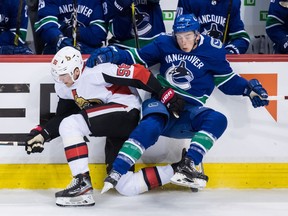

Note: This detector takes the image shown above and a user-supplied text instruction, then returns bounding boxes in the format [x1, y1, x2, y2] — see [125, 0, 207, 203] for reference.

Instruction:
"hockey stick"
[72, 0, 78, 48]
[0, 141, 26, 146]
[131, 2, 140, 49]
[222, 0, 233, 44]
[14, 0, 23, 46]
[266, 96, 288, 101]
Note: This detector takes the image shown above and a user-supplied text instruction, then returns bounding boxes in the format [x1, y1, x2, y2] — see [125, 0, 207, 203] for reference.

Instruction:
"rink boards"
[0, 54, 288, 189]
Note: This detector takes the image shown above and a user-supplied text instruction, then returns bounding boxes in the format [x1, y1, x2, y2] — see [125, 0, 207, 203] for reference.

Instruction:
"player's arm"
[25, 98, 80, 154]
[86, 36, 163, 67]
[224, 0, 250, 54]
[76, 1, 107, 47]
[266, 2, 288, 53]
[99, 63, 185, 117]
[34, 0, 62, 46]
[176, 0, 193, 16]
[100, 63, 163, 93]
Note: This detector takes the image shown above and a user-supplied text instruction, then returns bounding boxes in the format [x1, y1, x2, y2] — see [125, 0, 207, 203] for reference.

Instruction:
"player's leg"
[170, 108, 227, 189]
[102, 98, 169, 193]
[55, 103, 139, 206]
[105, 137, 135, 174]
[115, 149, 186, 196]
[55, 113, 94, 207]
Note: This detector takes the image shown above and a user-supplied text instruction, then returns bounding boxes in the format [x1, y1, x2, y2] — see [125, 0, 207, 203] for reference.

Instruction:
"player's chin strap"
[192, 32, 200, 50]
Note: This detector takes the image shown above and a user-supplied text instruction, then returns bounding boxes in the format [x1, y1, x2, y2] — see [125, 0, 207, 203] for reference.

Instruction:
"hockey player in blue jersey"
[176, 0, 250, 54]
[0, 0, 33, 54]
[266, 0, 288, 54]
[86, 14, 269, 192]
[102, 0, 165, 49]
[34, 0, 107, 54]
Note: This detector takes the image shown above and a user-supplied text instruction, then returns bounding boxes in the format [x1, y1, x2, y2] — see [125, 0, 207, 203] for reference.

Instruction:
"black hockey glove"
[158, 87, 185, 118]
[25, 126, 51, 155]
[243, 79, 269, 108]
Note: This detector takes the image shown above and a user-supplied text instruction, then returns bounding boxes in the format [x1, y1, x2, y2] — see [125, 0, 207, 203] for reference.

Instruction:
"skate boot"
[170, 156, 208, 189]
[55, 172, 95, 207]
[101, 169, 121, 194]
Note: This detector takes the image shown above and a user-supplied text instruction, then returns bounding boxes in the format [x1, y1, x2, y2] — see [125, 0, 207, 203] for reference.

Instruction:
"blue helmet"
[173, 14, 200, 34]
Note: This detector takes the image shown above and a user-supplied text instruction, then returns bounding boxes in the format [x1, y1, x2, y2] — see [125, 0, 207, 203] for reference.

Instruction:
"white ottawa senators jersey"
[54, 63, 141, 111]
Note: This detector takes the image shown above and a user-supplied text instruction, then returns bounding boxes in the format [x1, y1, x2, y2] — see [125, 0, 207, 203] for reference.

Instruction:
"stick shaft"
[266, 96, 288, 101]
[0, 141, 25, 146]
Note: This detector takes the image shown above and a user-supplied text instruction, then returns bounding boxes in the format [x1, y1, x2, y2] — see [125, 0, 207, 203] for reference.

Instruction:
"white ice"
[0, 189, 288, 216]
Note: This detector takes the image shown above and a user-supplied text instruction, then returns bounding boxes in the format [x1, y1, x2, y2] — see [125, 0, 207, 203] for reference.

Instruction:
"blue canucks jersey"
[35, 0, 107, 51]
[102, 0, 165, 49]
[113, 34, 248, 106]
[266, 0, 288, 54]
[0, 0, 29, 46]
[177, 0, 250, 54]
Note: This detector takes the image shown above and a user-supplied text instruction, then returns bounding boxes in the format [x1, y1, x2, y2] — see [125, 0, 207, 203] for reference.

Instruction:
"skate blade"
[56, 194, 95, 207]
[101, 182, 114, 194]
[170, 173, 206, 189]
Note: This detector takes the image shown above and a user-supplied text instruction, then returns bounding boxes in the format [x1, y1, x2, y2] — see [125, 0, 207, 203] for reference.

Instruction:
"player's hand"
[275, 38, 288, 54]
[56, 36, 80, 51]
[225, 44, 239, 54]
[0, 45, 33, 54]
[147, 0, 160, 3]
[243, 79, 269, 108]
[158, 87, 185, 118]
[25, 126, 50, 155]
[113, 0, 133, 13]
[86, 46, 120, 67]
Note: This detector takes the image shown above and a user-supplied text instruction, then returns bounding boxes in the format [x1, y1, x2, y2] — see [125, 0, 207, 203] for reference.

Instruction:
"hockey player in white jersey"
[25, 46, 184, 206]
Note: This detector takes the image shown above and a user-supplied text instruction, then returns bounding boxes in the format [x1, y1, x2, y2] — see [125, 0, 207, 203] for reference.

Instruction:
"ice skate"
[55, 172, 95, 207]
[170, 156, 208, 189]
[101, 169, 121, 194]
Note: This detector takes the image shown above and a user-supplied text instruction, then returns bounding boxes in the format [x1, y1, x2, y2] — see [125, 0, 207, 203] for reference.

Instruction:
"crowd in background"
[0, 0, 287, 55]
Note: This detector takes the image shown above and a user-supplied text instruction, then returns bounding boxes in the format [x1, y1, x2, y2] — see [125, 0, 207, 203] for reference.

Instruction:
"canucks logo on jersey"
[165, 61, 194, 90]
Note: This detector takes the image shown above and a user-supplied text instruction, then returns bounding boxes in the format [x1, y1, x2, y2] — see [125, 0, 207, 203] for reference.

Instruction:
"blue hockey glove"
[0, 45, 33, 54]
[225, 44, 239, 54]
[114, 0, 133, 13]
[56, 36, 81, 51]
[86, 46, 120, 67]
[147, 0, 160, 3]
[243, 79, 269, 108]
[158, 87, 185, 118]
[274, 38, 288, 54]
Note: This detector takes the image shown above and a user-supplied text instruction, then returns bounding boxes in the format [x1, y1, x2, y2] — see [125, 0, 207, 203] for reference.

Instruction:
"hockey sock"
[187, 130, 215, 165]
[113, 138, 145, 175]
[64, 142, 89, 176]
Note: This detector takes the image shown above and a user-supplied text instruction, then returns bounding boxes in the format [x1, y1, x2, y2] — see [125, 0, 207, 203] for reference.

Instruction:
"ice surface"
[0, 189, 288, 216]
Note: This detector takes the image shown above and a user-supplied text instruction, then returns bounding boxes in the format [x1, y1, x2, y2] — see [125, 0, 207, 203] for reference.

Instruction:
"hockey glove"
[56, 36, 80, 51]
[86, 46, 120, 67]
[113, 0, 133, 13]
[0, 45, 33, 55]
[243, 79, 269, 108]
[25, 126, 50, 154]
[225, 44, 240, 54]
[158, 87, 185, 118]
[147, 0, 160, 3]
[274, 38, 288, 54]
